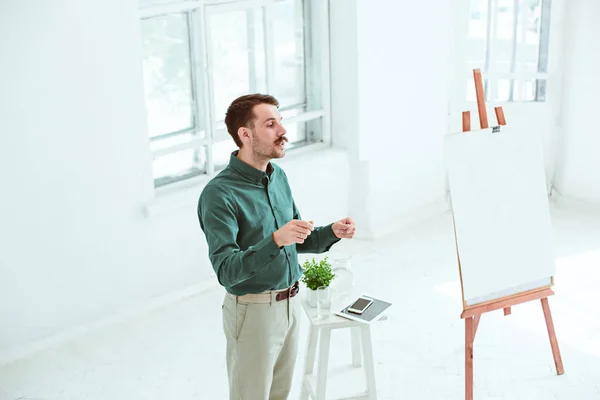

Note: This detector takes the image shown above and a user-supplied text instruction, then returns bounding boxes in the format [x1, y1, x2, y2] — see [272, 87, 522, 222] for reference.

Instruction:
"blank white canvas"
[444, 125, 556, 306]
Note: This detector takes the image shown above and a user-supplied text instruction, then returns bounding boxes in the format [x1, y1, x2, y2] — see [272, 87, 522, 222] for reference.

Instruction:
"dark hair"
[224, 93, 280, 147]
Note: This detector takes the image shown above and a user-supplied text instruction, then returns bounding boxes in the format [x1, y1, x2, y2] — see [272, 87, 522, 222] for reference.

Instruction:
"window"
[139, 0, 329, 187]
[466, 0, 551, 102]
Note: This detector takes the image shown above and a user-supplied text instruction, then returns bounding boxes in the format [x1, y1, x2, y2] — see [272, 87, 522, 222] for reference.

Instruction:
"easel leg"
[465, 317, 474, 400]
[541, 297, 565, 375]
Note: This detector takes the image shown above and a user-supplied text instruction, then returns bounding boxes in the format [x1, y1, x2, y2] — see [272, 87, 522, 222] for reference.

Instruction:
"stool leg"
[301, 326, 319, 400]
[351, 327, 362, 367]
[361, 326, 377, 400]
[316, 327, 332, 400]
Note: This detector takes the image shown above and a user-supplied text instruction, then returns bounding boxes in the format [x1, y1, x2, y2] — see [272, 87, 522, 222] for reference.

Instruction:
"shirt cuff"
[254, 234, 282, 264]
[323, 223, 341, 247]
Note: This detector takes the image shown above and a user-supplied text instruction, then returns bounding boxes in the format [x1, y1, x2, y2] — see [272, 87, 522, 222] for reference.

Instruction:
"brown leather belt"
[275, 281, 300, 302]
[228, 281, 300, 304]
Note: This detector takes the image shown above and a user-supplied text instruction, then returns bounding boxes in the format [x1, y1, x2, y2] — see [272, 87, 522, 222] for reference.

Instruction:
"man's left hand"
[332, 217, 356, 239]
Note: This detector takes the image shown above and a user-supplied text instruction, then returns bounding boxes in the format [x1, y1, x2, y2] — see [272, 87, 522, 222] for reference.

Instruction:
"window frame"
[139, 0, 331, 188]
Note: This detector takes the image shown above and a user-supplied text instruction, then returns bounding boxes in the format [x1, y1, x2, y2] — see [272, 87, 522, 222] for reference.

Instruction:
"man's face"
[246, 103, 288, 160]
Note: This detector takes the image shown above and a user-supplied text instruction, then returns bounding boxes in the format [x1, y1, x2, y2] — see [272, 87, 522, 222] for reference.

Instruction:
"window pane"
[293, 117, 321, 145]
[281, 108, 307, 143]
[468, 0, 489, 39]
[495, 0, 515, 40]
[213, 140, 237, 169]
[522, 0, 542, 45]
[208, 8, 267, 121]
[149, 130, 206, 152]
[284, 121, 307, 144]
[495, 78, 511, 102]
[141, 14, 194, 138]
[153, 148, 205, 187]
[467, 0, 489, 66]
[490, 1, 515, 74]
[515, 0, 546, 73]
[514, 79, 546, 101]
[272, 0, 306, 107]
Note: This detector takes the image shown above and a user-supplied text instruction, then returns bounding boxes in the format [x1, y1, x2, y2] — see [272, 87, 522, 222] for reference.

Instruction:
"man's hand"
[332, 217, 356, 239]
[273, 220, 315, 247]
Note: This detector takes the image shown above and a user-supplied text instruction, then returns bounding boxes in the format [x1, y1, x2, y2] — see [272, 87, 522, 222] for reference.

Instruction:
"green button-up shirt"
[197, 151, 340, 295]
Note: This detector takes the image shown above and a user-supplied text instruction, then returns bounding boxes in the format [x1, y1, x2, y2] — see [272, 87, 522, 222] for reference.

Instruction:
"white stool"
[299, 298, 382, 400]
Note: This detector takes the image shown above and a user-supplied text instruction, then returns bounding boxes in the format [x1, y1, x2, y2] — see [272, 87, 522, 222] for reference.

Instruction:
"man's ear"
[238, 127, 251, 143]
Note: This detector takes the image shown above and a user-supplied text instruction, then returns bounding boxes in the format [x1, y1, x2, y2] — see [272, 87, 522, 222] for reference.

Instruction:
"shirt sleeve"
[198, 185, 281, 287]
[293, 201, 341, 254]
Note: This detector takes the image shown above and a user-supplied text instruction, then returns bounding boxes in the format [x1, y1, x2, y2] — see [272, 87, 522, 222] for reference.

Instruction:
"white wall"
[0, 0, 348, 364]
[330, 0, 452, 239]
[554, 0, 600, 204]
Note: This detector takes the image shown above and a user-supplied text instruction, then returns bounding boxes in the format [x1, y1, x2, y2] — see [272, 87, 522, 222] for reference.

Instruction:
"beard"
[251, 135, 288, 160]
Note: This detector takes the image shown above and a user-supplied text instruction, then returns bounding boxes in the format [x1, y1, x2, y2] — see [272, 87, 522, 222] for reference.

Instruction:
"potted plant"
[301, 257, 335, 307]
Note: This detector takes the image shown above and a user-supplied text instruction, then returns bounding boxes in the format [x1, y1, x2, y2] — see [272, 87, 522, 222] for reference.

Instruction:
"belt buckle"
[276, 282, 298, 302]
[290, 281, 299, 297]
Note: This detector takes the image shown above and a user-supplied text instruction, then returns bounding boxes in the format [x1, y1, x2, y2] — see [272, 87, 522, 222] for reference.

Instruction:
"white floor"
[2, 201, 600, 400]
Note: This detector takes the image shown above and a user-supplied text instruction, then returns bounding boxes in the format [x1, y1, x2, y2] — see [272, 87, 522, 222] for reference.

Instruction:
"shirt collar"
[228, 150, 274, 184]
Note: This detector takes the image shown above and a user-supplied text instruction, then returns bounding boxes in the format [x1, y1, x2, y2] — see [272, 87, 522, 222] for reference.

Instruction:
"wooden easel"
[457, 69, 565, 400]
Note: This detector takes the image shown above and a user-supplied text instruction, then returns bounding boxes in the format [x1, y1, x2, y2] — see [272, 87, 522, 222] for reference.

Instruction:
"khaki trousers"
[222, 291, 300, 400]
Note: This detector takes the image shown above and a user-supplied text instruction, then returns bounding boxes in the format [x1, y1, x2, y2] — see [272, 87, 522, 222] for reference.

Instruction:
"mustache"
[276, 136, 288, 144]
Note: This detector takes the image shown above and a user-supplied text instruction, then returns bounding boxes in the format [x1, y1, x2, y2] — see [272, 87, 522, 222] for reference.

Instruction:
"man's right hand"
[272, 220, 314, 247]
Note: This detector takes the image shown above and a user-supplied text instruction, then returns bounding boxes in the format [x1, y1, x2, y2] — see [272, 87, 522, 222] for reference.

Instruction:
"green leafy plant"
[301, 257, 335, 290]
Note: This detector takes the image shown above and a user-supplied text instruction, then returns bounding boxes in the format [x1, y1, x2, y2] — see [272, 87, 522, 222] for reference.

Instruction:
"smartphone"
[347, 297, 373, 315]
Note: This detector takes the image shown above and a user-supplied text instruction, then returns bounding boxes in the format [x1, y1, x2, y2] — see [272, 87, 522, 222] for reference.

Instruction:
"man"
[197, 93, 356, 399]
